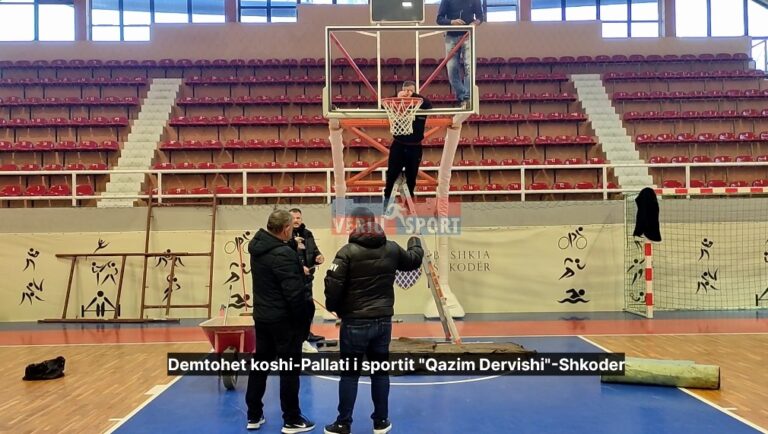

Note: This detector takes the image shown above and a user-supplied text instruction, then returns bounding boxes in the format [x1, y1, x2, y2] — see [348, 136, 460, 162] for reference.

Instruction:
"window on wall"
[676, 0, 768, 37]
[240, 0, 297, 22]
[532, 0, 659, 38]
[486, 0, 518, 21]
[91, 0, 226, 41]
[0, 0, 75, 41]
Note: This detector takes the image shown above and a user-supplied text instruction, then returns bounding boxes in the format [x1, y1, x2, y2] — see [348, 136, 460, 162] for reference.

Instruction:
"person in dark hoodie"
[245, 209, 315, 433]
[322, 207, 424, 434]
[436, 0, 483, 105]
[383, 81, 432, 205]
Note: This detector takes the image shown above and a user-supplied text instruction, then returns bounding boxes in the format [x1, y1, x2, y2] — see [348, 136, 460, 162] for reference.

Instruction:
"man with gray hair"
[246, 209, 315, 433]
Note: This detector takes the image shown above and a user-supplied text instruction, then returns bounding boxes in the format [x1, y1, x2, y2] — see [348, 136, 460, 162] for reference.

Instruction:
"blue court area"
[113, 337, 760, 434]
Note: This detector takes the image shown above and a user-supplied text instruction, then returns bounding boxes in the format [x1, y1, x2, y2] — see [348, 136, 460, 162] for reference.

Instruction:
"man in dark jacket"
[288, 208, 325, 282]
[436, 0, 483, 104]
[246, 209, 315, 433]
[383, 81, 432, 204]
[323, 208, 424, 434]
[288, 208, 326, 346]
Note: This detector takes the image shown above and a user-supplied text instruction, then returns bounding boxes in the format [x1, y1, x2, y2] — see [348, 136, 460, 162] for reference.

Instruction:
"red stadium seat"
[75, 184, 95, 196]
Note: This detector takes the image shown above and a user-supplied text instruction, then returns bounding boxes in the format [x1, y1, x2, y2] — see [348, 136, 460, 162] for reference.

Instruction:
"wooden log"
[601, 357, 720, 390]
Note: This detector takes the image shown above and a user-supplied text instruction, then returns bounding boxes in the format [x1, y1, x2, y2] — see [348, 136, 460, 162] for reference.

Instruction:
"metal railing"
[3, 161, 768, 206]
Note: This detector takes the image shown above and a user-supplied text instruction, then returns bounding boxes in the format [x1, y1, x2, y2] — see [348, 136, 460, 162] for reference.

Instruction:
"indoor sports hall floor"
[1, 312, 767, 434]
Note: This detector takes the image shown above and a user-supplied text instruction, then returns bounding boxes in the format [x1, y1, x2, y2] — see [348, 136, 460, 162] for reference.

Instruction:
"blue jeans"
[445, 33, 472, 103]
[336, 317, 392, 425]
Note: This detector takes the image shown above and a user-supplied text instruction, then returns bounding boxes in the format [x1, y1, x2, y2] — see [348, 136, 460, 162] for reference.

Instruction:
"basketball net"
[381, 97, 423, 136]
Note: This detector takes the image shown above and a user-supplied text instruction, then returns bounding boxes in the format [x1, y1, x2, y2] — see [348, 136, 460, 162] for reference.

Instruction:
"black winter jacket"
[324, 224, 424, 320]
[288, 224, 322, 280]
[248, 228, 314, 323]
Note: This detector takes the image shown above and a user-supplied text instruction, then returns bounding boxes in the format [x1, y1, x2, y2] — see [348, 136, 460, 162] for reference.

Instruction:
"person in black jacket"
[288, 208, 326, 346]
[383, 81, 432, 205]
[322, 207, 424, 434]
[245, 209, 315, 433]
[436, 0, 483, 104]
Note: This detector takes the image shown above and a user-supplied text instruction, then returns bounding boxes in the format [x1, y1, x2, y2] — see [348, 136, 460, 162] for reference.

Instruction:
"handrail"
[4, 160, 768, 205]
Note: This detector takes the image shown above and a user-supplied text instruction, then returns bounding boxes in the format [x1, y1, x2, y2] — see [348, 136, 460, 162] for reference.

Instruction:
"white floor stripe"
[313, 374, 501, 386]
[578, 335, 768, 433]
[0, 340, 209, 348]
[103, 376, 184, 434]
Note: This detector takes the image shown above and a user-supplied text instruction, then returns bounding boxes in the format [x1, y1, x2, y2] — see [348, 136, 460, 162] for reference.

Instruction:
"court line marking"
[0, 340, 210, 348]
[313, 374, 501, 386]
[578, 335, 768, 434]
[4, 331, 768, 347]
[103, 376, 184, 434]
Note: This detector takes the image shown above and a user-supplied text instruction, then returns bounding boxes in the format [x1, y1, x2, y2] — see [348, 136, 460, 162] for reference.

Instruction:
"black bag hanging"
[633, 187, 662, 242]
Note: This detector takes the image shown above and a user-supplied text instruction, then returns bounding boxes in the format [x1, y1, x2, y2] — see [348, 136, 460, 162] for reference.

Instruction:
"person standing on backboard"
[436, 0, 483, 106]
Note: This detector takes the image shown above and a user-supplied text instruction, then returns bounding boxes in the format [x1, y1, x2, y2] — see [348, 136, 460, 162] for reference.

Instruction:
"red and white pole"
[644, 241, 654, 319]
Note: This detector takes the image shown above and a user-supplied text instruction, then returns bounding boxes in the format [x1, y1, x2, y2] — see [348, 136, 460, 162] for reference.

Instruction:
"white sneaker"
[247, 415, 266, 430]
[302, 341, 318, 353]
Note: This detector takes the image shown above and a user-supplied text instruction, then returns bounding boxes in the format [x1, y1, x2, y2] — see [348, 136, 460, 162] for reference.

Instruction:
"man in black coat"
[383, 81, 432, 205]
[245, 209, 315, 433]
[288, 208, 326, 346]
[322, 208, 424, 434]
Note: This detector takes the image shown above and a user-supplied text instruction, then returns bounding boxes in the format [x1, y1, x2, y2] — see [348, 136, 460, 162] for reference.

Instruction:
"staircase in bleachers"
[572, 74, 653, 190]
[100, 79, 182, 208]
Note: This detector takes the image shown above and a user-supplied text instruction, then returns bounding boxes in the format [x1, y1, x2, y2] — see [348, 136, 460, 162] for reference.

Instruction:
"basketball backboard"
[370, 0, 425, 24]
[322, 24, 478, 120]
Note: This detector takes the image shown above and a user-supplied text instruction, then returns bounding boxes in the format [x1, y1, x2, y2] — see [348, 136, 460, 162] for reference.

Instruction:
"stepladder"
[385, 175, 462, 344]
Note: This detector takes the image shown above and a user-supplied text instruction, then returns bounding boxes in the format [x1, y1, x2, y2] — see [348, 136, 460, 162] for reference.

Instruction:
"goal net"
[625, 192, 768, 317]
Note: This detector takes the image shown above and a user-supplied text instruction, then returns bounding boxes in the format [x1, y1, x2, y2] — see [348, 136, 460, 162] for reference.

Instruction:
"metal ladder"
[386, 175, 462, 344]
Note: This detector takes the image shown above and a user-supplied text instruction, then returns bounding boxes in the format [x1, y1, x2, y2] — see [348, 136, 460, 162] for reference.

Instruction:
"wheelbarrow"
[199, 316, 255, 390]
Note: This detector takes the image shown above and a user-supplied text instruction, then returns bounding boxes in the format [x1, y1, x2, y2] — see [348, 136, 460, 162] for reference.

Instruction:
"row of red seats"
[624, 109, 768, 121]
[0, 77, 147, 86]
[424, 135, 595, 147]
[149, 182, 621, 196]
[0, 140, 119, 152]
[169, 115, 325, 126]
[636, 131, 768, 144]
[150, 157, 608, 171]
[159, 135, 595, 151]
[168, 112, 587, 127]
[604, 70, 765, 81]
[0, 96, 139, 107]
[0, 162, 108, 171]
[459, 182, 618, 191]
[0, 117, 129, 127]
[662, 179, 768, 188]
[336, 53, 749, 66]
[184, 73, 569, 86]
[0, 184, 95, 197]
[648, 155, 768, 164]
[614, 89, 768, 101]
[175, 92, 576, 107]
[0, 53, 748, 69]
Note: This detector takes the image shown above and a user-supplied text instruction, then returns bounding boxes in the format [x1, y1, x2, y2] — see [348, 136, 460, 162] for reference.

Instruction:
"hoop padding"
[382, 97, 423, 136]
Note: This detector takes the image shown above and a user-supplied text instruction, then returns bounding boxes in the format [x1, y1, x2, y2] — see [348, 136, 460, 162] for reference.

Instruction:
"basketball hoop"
[381, 97, 423, 136]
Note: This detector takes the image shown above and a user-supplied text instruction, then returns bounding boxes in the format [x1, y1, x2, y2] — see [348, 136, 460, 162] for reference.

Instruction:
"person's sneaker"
[307, 332, 325, 342]
[302, 341, 318, 353]
[282, 416, 315, 433]
[373, 419, 392, 434]
[324, 422, 351, 434]
[247, 415, 266, 430]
